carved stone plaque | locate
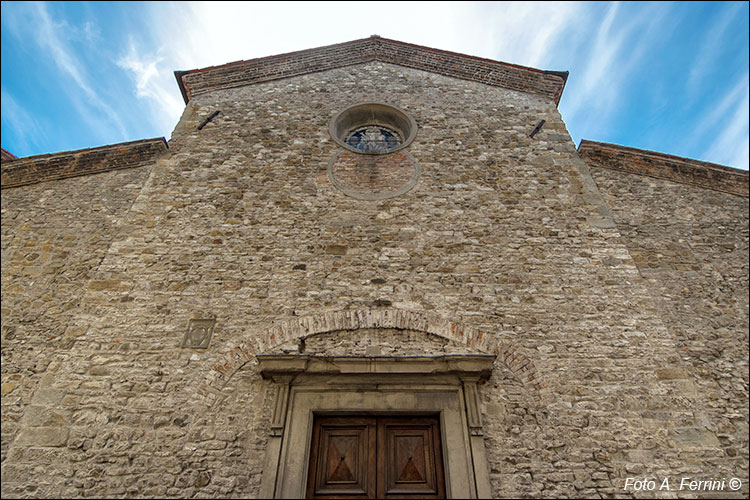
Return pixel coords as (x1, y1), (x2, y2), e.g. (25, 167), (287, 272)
(182, 318), (216, 349)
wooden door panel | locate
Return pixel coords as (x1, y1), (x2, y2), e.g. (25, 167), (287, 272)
(306, 417), (376, 498)
(377, 418), (445, 499)
(307, 415), (445, 499)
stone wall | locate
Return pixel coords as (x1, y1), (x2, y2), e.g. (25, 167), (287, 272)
(586, 148), (749, 495)
(1, 162), (155, 491)
(1, 60), (747, 498)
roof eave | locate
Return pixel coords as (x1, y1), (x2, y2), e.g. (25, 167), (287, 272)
(175, 36), (569, 106)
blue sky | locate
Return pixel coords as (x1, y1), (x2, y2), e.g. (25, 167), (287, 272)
(2, 1), (748, 170)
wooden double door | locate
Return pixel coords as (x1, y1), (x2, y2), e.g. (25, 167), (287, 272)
(306, 415), (446, 499)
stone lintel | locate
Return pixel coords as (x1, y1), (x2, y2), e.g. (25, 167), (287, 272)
(257, 354), (496, 380)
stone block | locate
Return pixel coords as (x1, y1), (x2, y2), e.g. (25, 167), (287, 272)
(14, 427), (69, 447)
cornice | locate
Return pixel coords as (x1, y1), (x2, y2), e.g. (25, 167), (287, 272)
(175, 35), (568, 105)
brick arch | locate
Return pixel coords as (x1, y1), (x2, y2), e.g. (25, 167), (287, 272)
(192, 308), (543, 406)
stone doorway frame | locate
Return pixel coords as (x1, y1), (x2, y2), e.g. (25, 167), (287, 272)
(257, 354), (495, 499)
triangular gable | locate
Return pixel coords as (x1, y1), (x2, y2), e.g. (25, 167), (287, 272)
(175, 35), (568, 105)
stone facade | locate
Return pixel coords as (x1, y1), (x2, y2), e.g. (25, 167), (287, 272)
(1, 37), (748, 498)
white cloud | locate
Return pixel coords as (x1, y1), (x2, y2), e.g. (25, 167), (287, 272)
(687, 75), (748, 141)
(451, 2), (582, 68)
(4, 1), (745, 170)
(561, 2), (671, 142)
(31, 2), (129, 140)
(687, 3), (743, 97)
(116, 39), (185, 135)
(114, 1), (500, 139)
(0, 88), (50, 156)
(121, 1), (748, 171)
(160, 1), (469, 69)
(701, 77), (750, 169)
(120, 1), (585, 141)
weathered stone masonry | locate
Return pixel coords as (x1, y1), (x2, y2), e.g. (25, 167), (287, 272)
(1, 37), (748, 499)
(580, 140), (749, 490)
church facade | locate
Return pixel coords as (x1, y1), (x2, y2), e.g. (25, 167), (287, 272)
(1, 36), (748, 498)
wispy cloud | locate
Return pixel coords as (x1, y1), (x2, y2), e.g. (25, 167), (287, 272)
(687, 3), (743, 98)
(31, 2), (128, 140)
(2, 2), (747, 170)
(114, 1), (523, 140)
(121, 1), (583, 140)
(117, 39), (184, 135)
(562, 2), (670, 141)
(114, 1), (747, 170)
(686, 75), (748, 141)
(701, 75), (750, 169)
(453, 1), (582, 69)
(0, 88), (50, 156)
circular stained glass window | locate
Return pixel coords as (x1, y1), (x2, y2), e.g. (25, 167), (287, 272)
(345, 125), (403, 153)
(330, 103), (417, 155)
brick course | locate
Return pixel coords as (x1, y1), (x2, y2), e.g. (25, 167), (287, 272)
(1, 148), (17, 162)
(192, 308), (542, 408)
(1, 138), (168, 189)
(578, 139), (748, 196)
(178, 36), (567, 105)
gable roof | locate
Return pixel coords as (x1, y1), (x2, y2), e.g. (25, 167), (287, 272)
(175, 35), (568, 106)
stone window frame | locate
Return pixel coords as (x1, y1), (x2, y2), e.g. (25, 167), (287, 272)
(257, 354), (495, 499)
(329, 102), (418, 155)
